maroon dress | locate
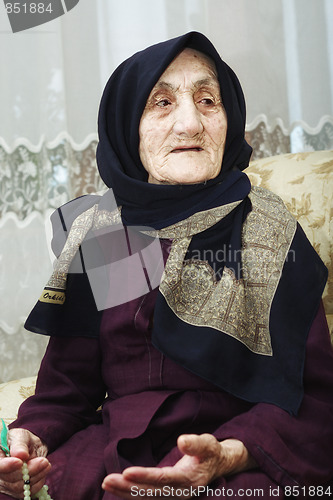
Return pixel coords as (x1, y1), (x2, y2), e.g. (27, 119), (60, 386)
(5, 289), (333, 500)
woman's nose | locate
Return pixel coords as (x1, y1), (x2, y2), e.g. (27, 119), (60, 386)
(172, 97), (204, 137)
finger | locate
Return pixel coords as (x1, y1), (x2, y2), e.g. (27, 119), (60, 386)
(177, 434), (218, 459)
(26, 457), (51, 479)
(102, 473), (137, 498)
(0, 457), (48, 487)
(24, 459), (51, 495)
(8, 431), (31, 462)
(30, 477), (50, 498)
(102, 483), (137, 500)
(122, 466), (187, 486)
(0, 480), (25, 499)
(0, 477), (46, 500)
(0, 463), (26, 499)
(0, 459), (50, 500)
(103, 471), (166, 492)
(103, 473), (194, 500)
(0, 457), (24, 479)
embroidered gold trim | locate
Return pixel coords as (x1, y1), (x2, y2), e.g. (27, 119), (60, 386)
(156, 200), (243, 239)
(159, 187), (297, 356)
(42, 205), (122, 296)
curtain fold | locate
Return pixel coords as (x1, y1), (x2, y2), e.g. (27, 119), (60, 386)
(0, 0), (332, 382)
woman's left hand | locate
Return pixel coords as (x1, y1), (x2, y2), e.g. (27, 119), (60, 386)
(102, 433), (257, 499)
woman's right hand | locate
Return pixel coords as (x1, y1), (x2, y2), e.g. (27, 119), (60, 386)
(0, 428), (50, 499)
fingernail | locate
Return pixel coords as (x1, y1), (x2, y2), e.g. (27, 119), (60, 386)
(181, 436), (189, 448)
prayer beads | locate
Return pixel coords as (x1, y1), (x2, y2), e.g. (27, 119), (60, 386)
(22, 462), (53, 500)
(1, 420), (53, 500)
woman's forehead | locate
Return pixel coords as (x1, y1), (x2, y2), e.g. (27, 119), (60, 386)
(151, 48), (219, 91)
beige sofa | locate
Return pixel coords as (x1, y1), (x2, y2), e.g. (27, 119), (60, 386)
(0, 150), (332, 426)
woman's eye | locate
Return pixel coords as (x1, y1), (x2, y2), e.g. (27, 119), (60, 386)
(199, 98), (214, 106)
(156, 99), (171, 108)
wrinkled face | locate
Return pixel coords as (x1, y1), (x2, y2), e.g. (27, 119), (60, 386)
(139, 48), (227, 185)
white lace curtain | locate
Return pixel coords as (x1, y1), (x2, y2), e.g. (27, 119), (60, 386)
(1, 0), (332, 383)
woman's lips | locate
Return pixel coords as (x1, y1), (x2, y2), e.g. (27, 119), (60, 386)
(171, 147), (203, 153)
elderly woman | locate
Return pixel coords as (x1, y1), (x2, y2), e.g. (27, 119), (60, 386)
(0, 32), (333, 500)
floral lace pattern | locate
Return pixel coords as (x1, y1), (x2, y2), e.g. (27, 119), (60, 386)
(0, 136), (104, 220)
(245, 119), (333, 159)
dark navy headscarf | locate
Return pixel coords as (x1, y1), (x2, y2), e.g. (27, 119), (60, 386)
(96, 31), (252, 229)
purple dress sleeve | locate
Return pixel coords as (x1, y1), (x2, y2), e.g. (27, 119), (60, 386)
(10, 336), (107, 452)
(214, 301), (333, 487)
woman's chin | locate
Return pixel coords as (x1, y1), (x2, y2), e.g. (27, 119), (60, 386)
(149, 164), (219, 185)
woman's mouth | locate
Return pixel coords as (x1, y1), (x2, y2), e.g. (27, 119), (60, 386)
(171, 147), (203, 153)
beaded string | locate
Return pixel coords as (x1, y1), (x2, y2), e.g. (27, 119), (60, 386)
(1, 420), (53, 500)
(22, 462), (52, 500)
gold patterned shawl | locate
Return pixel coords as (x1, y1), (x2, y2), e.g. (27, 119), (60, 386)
(39, 186), (296, 358)
(155, 186), (296, 356)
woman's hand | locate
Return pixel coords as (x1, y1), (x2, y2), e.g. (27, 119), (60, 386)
(0, 428), (50, 499)
(102, 433), (257, 499)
